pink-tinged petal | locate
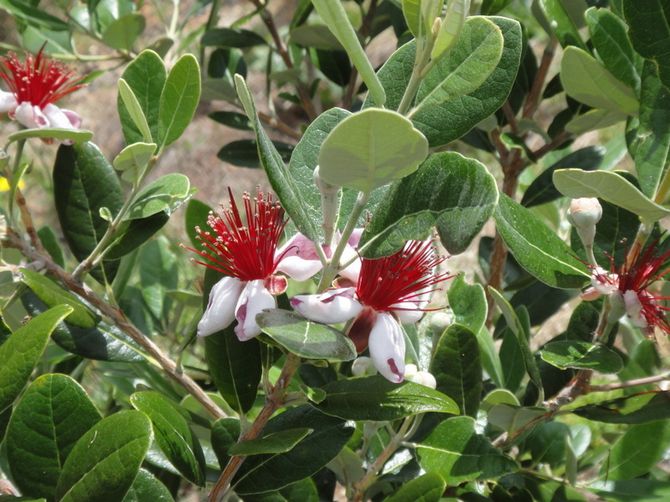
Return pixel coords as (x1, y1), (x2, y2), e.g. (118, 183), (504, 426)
(14, 102), (47, 128)
(339, 244), (361, 283)
(368, 312), (406, 383)
(348, 228), (364, 248)
(623, 289), (648, 328)
(0, 91), (17, 113)
(60, 108), (82, 129)
(290, 287), (362, 324)
(197, 276), (244, 337)
(275, 232), (323, 281)
(42, 103), (77, 129)
(391, 302), (424, 324)
(234, 279), (276, 341)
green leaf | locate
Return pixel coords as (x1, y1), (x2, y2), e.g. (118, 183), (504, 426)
(360, 151), (497, 257)
(6, 374), (101, 499)
(233, 406), (354, 495)
(624, 0), (670, 90)
(290, 24), (343, 50)
(318, 108), (428, 192)
(311, 0), (386, 105)
(53, 142), (124, 283)
(37, 226), (65, 267)
(430, 324), (482, 417)
(117, 50), (167, 144)
(0, 306), (73, 413)
(401, 0), (421, 36)
(122, 469), (173, 502)
(209, 111), (252, 130)
(201, 27), (267, 47)
(130, 391), (206, 486)
(185, 199), (213, 249)
(431, 0), (469, 61)
(113, 142), (156, 183)
(56, 410), (153, 501)
(118, 79), (153, 143)
(105, 212), (170, 260)
(487, 404), (545, 433)
(317, 375), (459, 421)
(21, 268), (97, 328)
(540, 341), (623, 373)
(605, 420), (670, 480)
(234, 75), (320, 240)
(257, 310), (357, 362)
(0, 0), (69, 31)
(158, 54), (201, 149)
(560, 47), (638, 115)
(138, 237), (177, 319)
(494, 194), (589, 288)
(572, 391), (670, 424)
(591, 480), (670, 502)
(414, 17), (503, 114)
(7, 128), (93, 144)
(126, 173), (191, 220)
(521, 146), (605, 207)
(384, 472), (446, 502)
(217, 139), (293, 168)
(481, 0), (513, 15)
(417, 416), (516, 484)
(553, 169), (670, 222)
(585, 7), (640, 91)
(628, 62), (670, 198)
(21, 291), (145, 363)
(566, 108), (628, 134)
(211, 418), (241, 468)
(537, 0), (587, 48)
(102, 13), (145, 50)
(228, 428), (313, 456)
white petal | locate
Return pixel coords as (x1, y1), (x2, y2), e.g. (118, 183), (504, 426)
(413, 371), (437, 389)
(348, 228), (364, 248)
(43, 103), (76, 129)
(368, 312), (406, 383)
(623, 289), (647, 328)
(351, 356), (373, 377)
(0, 91), (17, 113)
(275, 232), (323, 280)
(391, 302), (424, 324)
(234, 279), (276, 341)
(197, 277), (244, 337)
(290, 287), (362, 324)
(60, 108), (82, 129)
(339, 244), (361, 283)
(14, 102), (47, 129)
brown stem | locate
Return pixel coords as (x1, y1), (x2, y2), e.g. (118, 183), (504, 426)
(4, 230), (227, 420)
(590, 373), (670, 392)
(532, 130), (571, 160)
(258, 111), (302, 140)
(522, 39), (557, 119)
(248, 0), (317, 120)
(209, 353), (302, 501)
(15, 186), (44, 254)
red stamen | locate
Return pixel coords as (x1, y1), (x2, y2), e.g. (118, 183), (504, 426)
(355, 240), (451, 312)
(187, 188), (286, 281)
(0, 47), (84, 108)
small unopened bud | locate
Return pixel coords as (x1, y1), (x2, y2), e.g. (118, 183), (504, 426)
(429, 311), (453, 334)
(404, 363), (418, 379)
(568, 197), (602, 249)
(351, 356), (374, 377)
(406, 369), (437, 389)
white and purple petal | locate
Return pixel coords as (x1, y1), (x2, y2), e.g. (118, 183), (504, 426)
(197, 276), (244, 337)
(234, 279), (276, 341)
(290, 287), (362, 324)
(368, 312), (406, 383)
(275, 232), (323, 281)
(14, 102), (48, 129)
(0, 91), (17, 113)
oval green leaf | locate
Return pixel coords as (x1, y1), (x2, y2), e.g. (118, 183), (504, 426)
(384, 472), (446, 502)
(126, 173), (191, 220)
(121, 469), (174, 502)
(228, 428), (313, 456)
(158, 54), (201, 149)
(540, 341), (624, 373)
(7, 128), (93, 144)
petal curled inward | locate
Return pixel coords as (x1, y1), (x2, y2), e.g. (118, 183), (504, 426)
(43, 103), (79, 129)
(234, 279), (276, 341)
(275, 233), (323, 281)
(197, 276), (244, 337)
(14, 102), (48, 128)
(0, 90), (17, 113)
(368, 312), (406, 383)
(290, 287), (362, 324)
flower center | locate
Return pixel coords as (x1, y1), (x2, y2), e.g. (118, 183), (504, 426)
(0, 49), (84, 109)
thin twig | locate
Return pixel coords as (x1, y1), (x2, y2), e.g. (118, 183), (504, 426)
(590, 373), (670, 392)
(522, 39), (558, 119)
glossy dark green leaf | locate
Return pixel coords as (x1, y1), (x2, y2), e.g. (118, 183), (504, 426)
(624, 0), (670, 90)
(157, 54), (200, 149)
(521, 146), (604, 207)
(121, 469), (173, 502)
(591, 480), (670, 501)
(430, 324), (482, 417)
(105, 211), (170, 259)
(21, 268), (97, 328)
(201, 28), (267, 47)
(21, 291), (145, 363)
(0, 306), (72, 413)
(585, 7), (640, 91)
(37, 226), (65, 267)
(360, 152), (498, 257)
(184, 198), (213, 249)
(494, 194), (589, 288)
(56, 410), (152, 501)
(235, 76), (320, 240)
(211, 418), (241, 468)
(572, 391), (670, 424)
(228, 428), (313, 456)
(537, 0), (586, 48)
(317, 375), (459, 421)
(627, 62), (670, 198)
(217, 139), (294, 168)
(540, 341), (623, 373)
(481, 0), (513, 15)
(53, 142), (124, 283)
(524, 421), (569, 467)
(117, 50), (166, 144)
(130, 391), (206, 486)
(383, 472), (446, 502)
(417, 416), (516, 484)
(233, 406), (354, 495)
(605, 420), (670, 480)
(6, 374), (101, 499)
(257, 310), (357, 362)
(208, 111), (252, 130)
(0, 0), (69, 31)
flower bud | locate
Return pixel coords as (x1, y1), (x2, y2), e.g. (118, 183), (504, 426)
(568, 197), (602, 249)
(406, 369), (437, 389)
(429, 311), (453, 335)
(351, 356), (374, 377)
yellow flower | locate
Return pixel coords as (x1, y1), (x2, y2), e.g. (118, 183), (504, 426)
(0, 176), (26, 192)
